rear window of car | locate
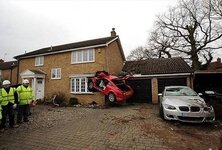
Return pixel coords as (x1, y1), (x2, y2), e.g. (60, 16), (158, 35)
(112, 79), (129, 91)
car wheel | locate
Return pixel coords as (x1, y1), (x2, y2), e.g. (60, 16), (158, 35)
(159, 104), (165, 120)
(108, 92), (116, 103)
(88, 80), (95, 92)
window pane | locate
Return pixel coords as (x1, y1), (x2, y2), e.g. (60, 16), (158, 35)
(71, 79), (75, 92)
(89, 49), (93, 61)
(52, 69), (56, 78)
(76, 78), (80, 92)
(81, 78), (86, 92)
(40, 57), (43, 64)
(83, 50), (88, 61)
(73, 51), (77, 63)
(77, 51), (82, 62)
(57, 69), (61, 78)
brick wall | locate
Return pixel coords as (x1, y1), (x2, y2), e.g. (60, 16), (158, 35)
(151, 78), (158, 104)
(106, 41), (124, 75)
(1, 67), (18, 85)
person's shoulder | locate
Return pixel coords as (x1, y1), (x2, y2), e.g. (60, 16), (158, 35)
(16, 85), (22, 90)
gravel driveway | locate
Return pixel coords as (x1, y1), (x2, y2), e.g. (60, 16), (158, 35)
(0, 104), (221, 150)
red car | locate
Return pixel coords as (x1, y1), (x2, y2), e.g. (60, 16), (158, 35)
(88, 71), (133, 104)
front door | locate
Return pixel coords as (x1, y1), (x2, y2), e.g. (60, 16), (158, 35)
(36, 78), (44, 100)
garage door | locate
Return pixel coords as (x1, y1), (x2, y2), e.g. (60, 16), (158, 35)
(158, 77), (187, 93)
(126, 79), (152, 103)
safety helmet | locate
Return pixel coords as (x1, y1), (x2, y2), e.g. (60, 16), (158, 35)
(23, 79), (29, 84)
(2, 80), (11, 86)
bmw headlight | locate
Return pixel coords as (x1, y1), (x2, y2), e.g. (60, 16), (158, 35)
(164, 104), (176, 110)
(204, 106), (213, 111)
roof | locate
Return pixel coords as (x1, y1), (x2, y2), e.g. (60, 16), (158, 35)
(0, 61), (18, 70)
(122, 57), (193, 75)
(14, 36), (119, 59)
(207, 58), (222, 71)
(30, 70), (46, 74)
(195, 58), (222, 74)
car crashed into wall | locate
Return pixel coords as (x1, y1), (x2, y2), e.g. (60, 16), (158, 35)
(88, 71), (133, 105)
(158, 86), (215, 123)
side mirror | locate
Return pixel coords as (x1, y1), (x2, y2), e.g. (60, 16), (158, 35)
(158, 93), (162, 96)
(198, 93), (203, 96)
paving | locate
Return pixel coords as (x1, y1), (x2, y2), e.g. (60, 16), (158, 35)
(0, 104), (221, 150)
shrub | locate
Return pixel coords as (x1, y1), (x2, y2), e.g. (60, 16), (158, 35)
(69, 97), (79, 105)
(52, 92), (67, 106)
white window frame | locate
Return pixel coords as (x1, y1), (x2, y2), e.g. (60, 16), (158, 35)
(71, 49), (95, 64)
(70, 77), (92, 94)
(51, 68), (61, 79)
(35, 56), (44, 66)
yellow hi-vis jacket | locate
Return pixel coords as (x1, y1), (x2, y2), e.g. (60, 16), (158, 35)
(0, 87), (15, 106)
(17, 85), (34, 105)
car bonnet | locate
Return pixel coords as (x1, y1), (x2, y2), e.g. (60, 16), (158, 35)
(164, 96), (206, 107)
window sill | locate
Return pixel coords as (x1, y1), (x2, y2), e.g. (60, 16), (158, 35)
(51, 78), (61, 80)
(71, 61), (95, 65)
(35, 64), (44, 67)
(71, 92), (94, 95)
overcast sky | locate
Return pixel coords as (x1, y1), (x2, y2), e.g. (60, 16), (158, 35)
(0, 0), (189, 61)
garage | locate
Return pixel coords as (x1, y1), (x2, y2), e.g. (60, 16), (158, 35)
(126, 79), (152, 103)
(122, 57), (193, 104)
(158, 77), (187, 93)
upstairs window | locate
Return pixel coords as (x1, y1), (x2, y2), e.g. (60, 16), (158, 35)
(51, 68), (61, 79)
(71, 49), (95, 64)
(35, 56), (44, 66)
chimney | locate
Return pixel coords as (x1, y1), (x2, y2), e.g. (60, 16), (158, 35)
(217, 57), (221, 66)
(111, 28), (116, 37)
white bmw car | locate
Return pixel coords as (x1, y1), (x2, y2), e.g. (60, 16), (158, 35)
(159, 86), (215, 123)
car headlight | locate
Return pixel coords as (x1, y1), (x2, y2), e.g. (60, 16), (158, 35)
(164, 104), (176, 110)
(204, 106), (213, 111)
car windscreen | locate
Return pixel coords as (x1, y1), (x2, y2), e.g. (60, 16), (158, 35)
(112, 79), (129, 91)
(165, 87), (198, 96)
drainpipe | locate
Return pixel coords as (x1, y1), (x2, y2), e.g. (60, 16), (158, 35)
(105, 47), (109, 72)
(16, 59), (20, 84)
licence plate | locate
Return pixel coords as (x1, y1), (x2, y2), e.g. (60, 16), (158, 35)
(181, 113), (188, 116)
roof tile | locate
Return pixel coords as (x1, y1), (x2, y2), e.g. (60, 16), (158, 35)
(14, 36), (117, 59)
(122, 57), (193, 75)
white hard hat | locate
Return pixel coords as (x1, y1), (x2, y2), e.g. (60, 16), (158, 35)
(2, 80), (11, 86)
(23, 79), (29, 84)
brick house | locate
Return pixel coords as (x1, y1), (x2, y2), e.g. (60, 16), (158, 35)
(122, 57), (194, 104)
(0, 60), (18, 86)
(14, 28), (125, 104)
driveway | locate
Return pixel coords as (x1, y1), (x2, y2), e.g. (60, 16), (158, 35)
(0, 104), (221, 150)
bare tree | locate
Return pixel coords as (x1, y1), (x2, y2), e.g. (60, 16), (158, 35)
(148, 26), (181, 58)
(127, 46), (155, 61)
(148, 0), (222, 70)
(208, 0), (222, 17)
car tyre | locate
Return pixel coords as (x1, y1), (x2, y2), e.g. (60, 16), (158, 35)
(159, 104), (165, 120)
(108, 92), (116, 103)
